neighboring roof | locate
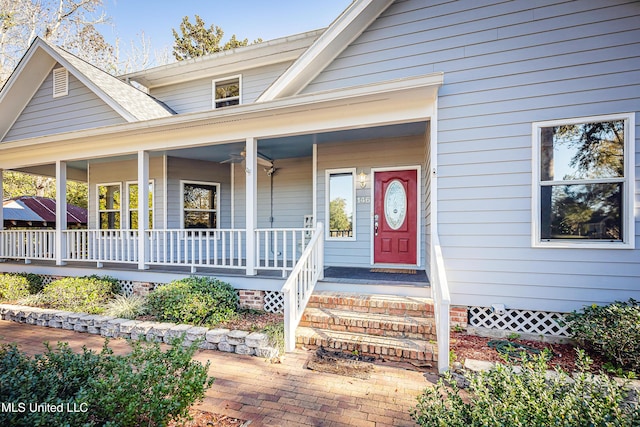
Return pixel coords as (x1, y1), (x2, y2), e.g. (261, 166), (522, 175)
(3, 196), (87, 225)
(122, 29), (324, 89)
(258, 0), (394, 101)
(0, 37), (174, 140)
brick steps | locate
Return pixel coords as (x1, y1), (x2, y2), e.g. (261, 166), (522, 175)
(296, 327), (436, 363)
(299, 307), (436, 341)
(296, 291), (438, 363)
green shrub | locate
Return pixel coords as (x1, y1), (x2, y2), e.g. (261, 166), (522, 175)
(412, 350), (640, 427)
(10, 272), (45, 294)
(104, 294), (148, 319)
(146, 276), (238, 326)
(567, 299), (640, 374)
(0, 338), (214, 427)
(0, 274), (30, 301)
(40, 276), (117, 314)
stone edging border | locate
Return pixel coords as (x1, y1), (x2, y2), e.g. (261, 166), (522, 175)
(0, 304), (279, 359)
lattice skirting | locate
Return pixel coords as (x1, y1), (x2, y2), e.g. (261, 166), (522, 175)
(468, 306), (569, 337)
(264, 291), (284, 314)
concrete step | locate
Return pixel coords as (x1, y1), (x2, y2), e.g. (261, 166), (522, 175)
(299, 307), (436, 341)
(296, 326), (437, 363)
(307, 291), (435, 318)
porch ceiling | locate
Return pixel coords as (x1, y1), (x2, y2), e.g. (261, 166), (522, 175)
(164, 121), (427, 162)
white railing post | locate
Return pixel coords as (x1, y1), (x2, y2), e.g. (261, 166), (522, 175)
(432, 234), (451, 374)
(283, 285), (295, 352)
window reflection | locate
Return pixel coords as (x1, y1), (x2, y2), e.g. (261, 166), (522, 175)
(98, 184), (120, 229)
(183, 183), (218, 229)
(128, 182), (153, 229)
(328, 172), (354, 238)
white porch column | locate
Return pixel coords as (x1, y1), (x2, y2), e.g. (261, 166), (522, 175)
(55, 161), (67, 265)
(245, 137), (257, 276)
(138, 150), (149, 270)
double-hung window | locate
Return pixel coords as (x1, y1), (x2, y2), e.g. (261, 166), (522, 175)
(212, 76), (241, 109)
(182, 181), (219, 229)
(97, 183), (121, 229)
(532, 113), (635, 248)
(127, 181), (154, 229)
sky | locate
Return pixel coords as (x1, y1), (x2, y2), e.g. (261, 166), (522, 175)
(102, 0), (353, 57)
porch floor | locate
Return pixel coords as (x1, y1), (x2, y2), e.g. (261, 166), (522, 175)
(323, 266), (429, 286)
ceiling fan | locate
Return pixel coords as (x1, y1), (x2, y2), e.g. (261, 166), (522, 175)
(220, 148), (276, 175)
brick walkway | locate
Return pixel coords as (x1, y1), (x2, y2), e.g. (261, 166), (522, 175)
(0, 320), (428, 426)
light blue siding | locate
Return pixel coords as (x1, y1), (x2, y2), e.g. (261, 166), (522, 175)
(306, 0), (640, 311)
(4, 66), (125, 141)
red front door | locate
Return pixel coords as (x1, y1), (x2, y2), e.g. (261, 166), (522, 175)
(374, 169), (417, 265)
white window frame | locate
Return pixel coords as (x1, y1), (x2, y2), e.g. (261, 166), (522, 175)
(325, 168), (357, 241)
(52, 67), (68, 98)
(212, 74), (242, 109)
(125, 180), (155, 230)
(531, 113), (635, 249)
(180, 180), (220, 229)
(96, 182), (122, 230)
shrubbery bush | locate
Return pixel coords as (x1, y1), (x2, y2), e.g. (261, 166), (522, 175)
(11, 272), (45, 294)
(147, 276), (239, 326)
(567, 298), (640, 374)
(412, 350), (640, 427)
(40, 276), (117, 314)
(104, 294), (148, 319)
(0, 338), (214, 427)
(0, 274), (30, 301)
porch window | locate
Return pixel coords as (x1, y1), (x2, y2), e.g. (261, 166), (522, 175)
(182, 181), (219, 229)
(213, 76), (241, 109)
(127, 181), (154, 229)
(98, 183), (121, 229)
(326, 169), (355, 240)
(532, 113), (635, 248)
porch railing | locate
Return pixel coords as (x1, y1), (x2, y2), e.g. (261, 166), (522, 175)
(146, 229), (245, 271)
(0, 230), (56, 261)
(432, 232), (451, 374)
(255, 228), (311, 277)
(282, 222), (324, 352)
(65, 230), (139, 264)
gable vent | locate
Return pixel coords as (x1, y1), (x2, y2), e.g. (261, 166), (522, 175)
(52, 67), (68, 98)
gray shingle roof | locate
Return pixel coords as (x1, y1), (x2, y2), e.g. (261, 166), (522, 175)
(44, 39), (175, 121)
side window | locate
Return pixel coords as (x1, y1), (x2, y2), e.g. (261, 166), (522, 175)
(213, 76), (241, 109)
(182, 181), (219, 229)
(97, 183), (121, 229)
(326, 169), (356, 240)
(533, 114), (634, 247)
(127, 181), (154, 229)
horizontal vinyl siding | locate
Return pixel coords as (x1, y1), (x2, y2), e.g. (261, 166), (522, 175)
(4, 67), (125, 141)
(149, 61), (293, 114)
(306, 0), (640, 311)
(234, 157), (313, 229)
(88, 158), (164, 230)
(317, 136), (426, 268)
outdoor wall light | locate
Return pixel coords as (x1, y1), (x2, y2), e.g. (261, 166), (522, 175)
(359, 170), (367, 188)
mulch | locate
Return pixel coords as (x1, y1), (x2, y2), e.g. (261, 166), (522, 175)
(451, 331), (606, 372)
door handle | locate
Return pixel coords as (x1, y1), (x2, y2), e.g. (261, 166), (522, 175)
(374, 221), (379, 236)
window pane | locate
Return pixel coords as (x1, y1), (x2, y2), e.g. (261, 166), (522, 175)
(541, 183), (622, 240)
(98, 185), (120, 210)
(215, 79), (239, 100)
(328, 173), (354, 238)
(100, 212), (120, 230)
(183, 184), (216, 210)
(540, 120), (624, 181)
(185, 212), (216, 229)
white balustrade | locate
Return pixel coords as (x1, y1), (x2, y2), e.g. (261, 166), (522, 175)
(0, 230), (56, 261)
(255, 228), (311, 277)
(64, 230), (139, 264)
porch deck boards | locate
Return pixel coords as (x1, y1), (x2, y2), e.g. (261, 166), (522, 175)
(323, 266), (429, 286)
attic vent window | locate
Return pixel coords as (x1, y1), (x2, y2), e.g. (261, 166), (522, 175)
(52, 67), (68, 98)
(213, 75), (241, 109)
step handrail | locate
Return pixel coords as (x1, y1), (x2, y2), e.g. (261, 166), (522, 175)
(432, 232), (451, 373)
(281, 222), (324, 352)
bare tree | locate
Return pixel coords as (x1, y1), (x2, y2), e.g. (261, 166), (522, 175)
(0, 0), (114, 85)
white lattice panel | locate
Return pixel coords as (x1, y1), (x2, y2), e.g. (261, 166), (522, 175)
(40, 275), (57, 287)
(469, 306), (569, 337)
(264, 291), (284, 314)
(119, 281), (135, 296)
